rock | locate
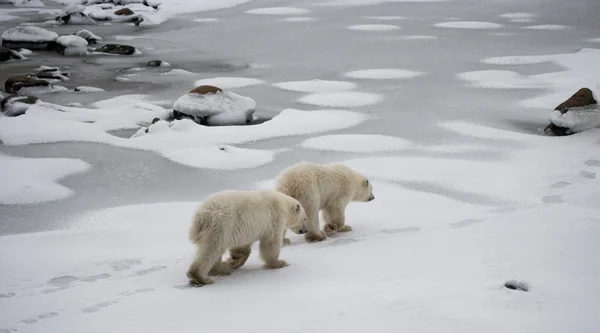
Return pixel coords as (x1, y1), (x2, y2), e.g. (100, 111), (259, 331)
(1, 26), (58, 50)
(1, 95), (39, 117)
(55, 35), (88, 56)
(35, 66), (70, 82)
(0, 47), (25, 61)
(12, 0), (44, 7)
(95, 44), (138, 55)
(74, 29), (102, 45)
(74, 86), (105, 93)
(5, 76), (49, 94)
(56, 4), (97, 25)
(114, 7), (134, 15)
(545, 87), (600, 136)
(172, 85), (256, 126)
(147, 60), (170, 67)
(143, 0), (161, 9)
(504, 280), (530, 292)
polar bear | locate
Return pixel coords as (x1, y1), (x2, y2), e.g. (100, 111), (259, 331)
(275, 162), (375, 243)
(186, 189), (307, 286)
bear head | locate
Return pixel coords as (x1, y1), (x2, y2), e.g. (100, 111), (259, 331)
(353, 177), (375, 202)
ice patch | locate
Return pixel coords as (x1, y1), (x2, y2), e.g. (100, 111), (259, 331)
(347, 24), (401, 31)
(433, 21), (504, 29)
(318, 0), (449, 5)
(301, 134), (412, 152)
(161, 69), (195, 76)
(280, 17), (315, 22)
(113, 35), (142, 41)
(297, 92), (384, 107)
(273, 79), (357, 93)
(193, 77), (265, 89)
(440, 121), (541, 141)
(499, 12), (536, 23)
(245, 7), (309, 15)
(343, 68), (424, 80)
(193, 18), (219, 23)
(457, 70), (551, 89)
(524, 25), (569, 30)
(0, 154), (90, 205)
(365, 16), (405, 20)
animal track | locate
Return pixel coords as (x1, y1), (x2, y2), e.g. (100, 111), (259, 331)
(110, 259), (143, 271)
(0, 328), (18, 333)
(21, 312), (58, 324)
(542, 195), (564, 204)
(118, 288), (154, 296)
(328, 238), (359, 247)
(450, 218), (484, 228)
(81, 301), (118, 313)
(584, 159), (600, 167)
(550, 181), (571, 189)
(580, 171), (596, 179)
(48, 276), (78, 286)
(381, 227), (421, 234)
(135, 265), (166, 276)
(0, 293), (16, 298)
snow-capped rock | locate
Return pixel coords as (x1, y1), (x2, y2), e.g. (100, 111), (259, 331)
(1, 26), (58, 50)
(545, 88), (600, 136)
(172, 85), (257, 126)
(1, 95), (40, 117)
(55, 35), (89, 56)
(0, 47), (25, 61)
(74, 29), (102, 44)
(56, 4), (97, 25)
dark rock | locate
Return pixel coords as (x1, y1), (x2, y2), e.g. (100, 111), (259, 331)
(189, 85), (222, 95)
(1, 95), (39, 117)
(147, 60), (163, 67)
(151, 117), (160, 124)
(544, 123), (570, 136)
(95, 44), (137, 56)
(554, 88), (597, 113)
(5, 76), (50, 94)
(504, 280), (530, 292)
(1, 26), (58, 50)
(0, 47), (24, 62)
(35, 67), (70, 81)
(74, 29), (102, 45)
(114, 7), (134, 15)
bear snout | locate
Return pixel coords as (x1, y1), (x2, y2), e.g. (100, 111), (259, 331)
(368, 194), (375, 202)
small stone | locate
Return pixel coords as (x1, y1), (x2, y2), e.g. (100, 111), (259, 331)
(5, 75), (49, 94)
(189, 85), (222, 95)
(151, 117), (160, 124)
(95, 44), (138, 56)
(35, 66), (70, 81)
(147, 60), (164, 67)
(114, 8), (134, 16)
(504, 280), (530, 292)
(0, 47), (24, 61)
(1, 95), (39, 116)
(554, 88), (597, 113)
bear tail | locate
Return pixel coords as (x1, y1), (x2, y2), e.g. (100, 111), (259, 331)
(188, 213), (207, 244)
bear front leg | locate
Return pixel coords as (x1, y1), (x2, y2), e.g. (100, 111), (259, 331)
(282, 229), (291, 246)
(226, 245), (252, 270)
(259, 234), (288, 269)
(304, 204), (327, 243)
(209, 260), (233, 276)
(323, 204), (351, 237)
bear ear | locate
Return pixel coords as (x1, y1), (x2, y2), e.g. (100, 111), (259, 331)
(363, 179), (369, 187)
(295, 203), (301, 213)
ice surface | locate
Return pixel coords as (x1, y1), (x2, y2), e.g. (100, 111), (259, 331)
(297, 92), (384, 107)
(343, 68), (424, 79)
(499, 12), (536, 23)
(301, 134), (412, 152)
(320, 0), (448, 5)
(245, 7), (310, 15)
(457, 70), (551, 89)
(347, 24), (401, 31)
(0, 154), (90, 205)
(273, 79), (357, 93)
(193, 18), (218, 23)
(193, 77), (264, 89)
(161, 69), (195, 75)
(1, 25), (58, 41)
(18, 85), (70, 96)
(433, 21), (504, 29)
(589, 38), (600, 43)
(172, 90), (256, 126)
(74, 86), (104, 93)
(280, 17), (315, 22)
(525, 25), (570, 30)
(12, 0), (44, 7)
(365, 16), (405, 20)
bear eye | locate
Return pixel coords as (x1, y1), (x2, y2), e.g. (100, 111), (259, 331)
(364, 179), (369, 186)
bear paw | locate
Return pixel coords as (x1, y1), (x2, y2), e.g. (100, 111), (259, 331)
(339, 225), (353, 232)
(187, 272), (215, 286)
(209, 261), (233, 276)
(324, 223), (338, 236)
(305, 230), (327, 243)
(265, 259), (289, 269)
(283, 237), (291, 246)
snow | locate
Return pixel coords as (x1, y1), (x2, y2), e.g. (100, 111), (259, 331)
(320, 0), (449, 5)
(273, 79), (357, 93)
(161, 69), (195, 76)
(347, 24), (401, 31)
(499, 12), (536, 23)
(0, 154), (90, 205)
(343, 68), (424, 79)
(433, 21), (504, 29)
(74, 86), (104, 93)
(193, 77), (265, 89)
(18, 85), (69, 96)
(365, 16), (405, 20)
(524, 24), (570, 30)
(549, 108), (600, 133)
(161, 144), (281, 170)
(193, 18), (218, 23)
(245, 7), (310, 15)
(457, 70), (551, 89)
(297, 92), (384, 107)
(1, 25), (58, 41)
(57, 35), (88, 49)
(280, 17), (315, 22)
(301, 134), (412, 152)
(172, 90), (256, 126)
(12, 0), (44, 7)
(1, 96), (40, 117)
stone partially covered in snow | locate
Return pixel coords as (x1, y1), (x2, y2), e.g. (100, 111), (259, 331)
(544, 88), (600, 136)
(55, 35), (89, 56)
(74, 86), (105, 93)
(34, 66), (70, 82)
(147, 60), (169, 67)
(114, 7), (135, 15)
(74, 29), (102, 44)
(0, 47), (25, 61)
(87, 7), (143, 23)
(94, 43), (139, 55)
(56, 4), (97, 25)
(1, 95), (39, 117)
(12, 0), (44, 7)
(1, 26), (58, 50)
(5, 75), (49, 94)
(172, 85), (257, 126)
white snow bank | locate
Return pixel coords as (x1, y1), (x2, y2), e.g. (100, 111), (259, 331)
(301, 134), (412, 152)
(433, 21), (504, 29)
(343, 68), (424, 79)
(499, 12), (536, 23)
(161, 69), (195, 76)
(12, 0), (44, 7)
(56, 35), (88, 55)
(245, 7), (309, 15)
(524, 25), (569, 30)
(457, 70), (551, 89)
(297, 92), (384, 107)
(280, 17), (315, 22)
(347, 24), (400, 31)
(161, 144), (281, 170)
(194, 77), (264, 89)
(172, 90), (256, 126)
(1, 25), (58, 41)
(273, 79), (357, 93)
(0, 154), (90, 205)
(480, 48), (600, 109)
(549, 108), (600, 133)
(193, 18), (218, 23)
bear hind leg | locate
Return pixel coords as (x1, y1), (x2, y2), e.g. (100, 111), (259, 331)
(323, 204), (351, 237)
(303, 201), (327, 243)
(226, 244), (252, 270)
(187, 243), (226, 285)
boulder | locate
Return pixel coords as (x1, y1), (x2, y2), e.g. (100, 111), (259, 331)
(114, 7), (134, 15)
(1, 95), (39, 117)
(0, 47), (25, 61)
(35, 66), (70, 82)
(56, 4), (97, 25)
(95, 43), (138, 55)
(74, 29), (102, 44)
(1, 26), (58, 50)
(5, 75), (49, 94)
(55, 35), (88, 56)
(172, 85), (256, 126)
(544, 87), (600, 136)
(147, 60), (169, 67)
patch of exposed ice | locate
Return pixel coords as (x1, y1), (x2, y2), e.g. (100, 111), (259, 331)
(297, 92), (384, 107)
(18, 85), (69, 96)
(246, 7), (309, 15)
(301, 134), (412, 152)
(0, 154), (90, 205)
(343, 68), (424, 79)
(194, 77), (265, 89)
(524, 24), (570, 30)
(589, 38), (600, 43)
(12, 0), (45, 7)
(457, 70), (551, 89)
(433, 21), (504, 29)
(273, 79), (357, 93)
(347, 24), (401, 31)
(318, 0), (449, 5)
(113, 35), (143, 41)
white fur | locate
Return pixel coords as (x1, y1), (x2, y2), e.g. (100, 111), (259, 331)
(275, 162), (375, 243)
(187, 189), (307, 285)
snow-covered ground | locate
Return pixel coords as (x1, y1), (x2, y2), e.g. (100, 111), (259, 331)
(1, 0), (600, 331)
